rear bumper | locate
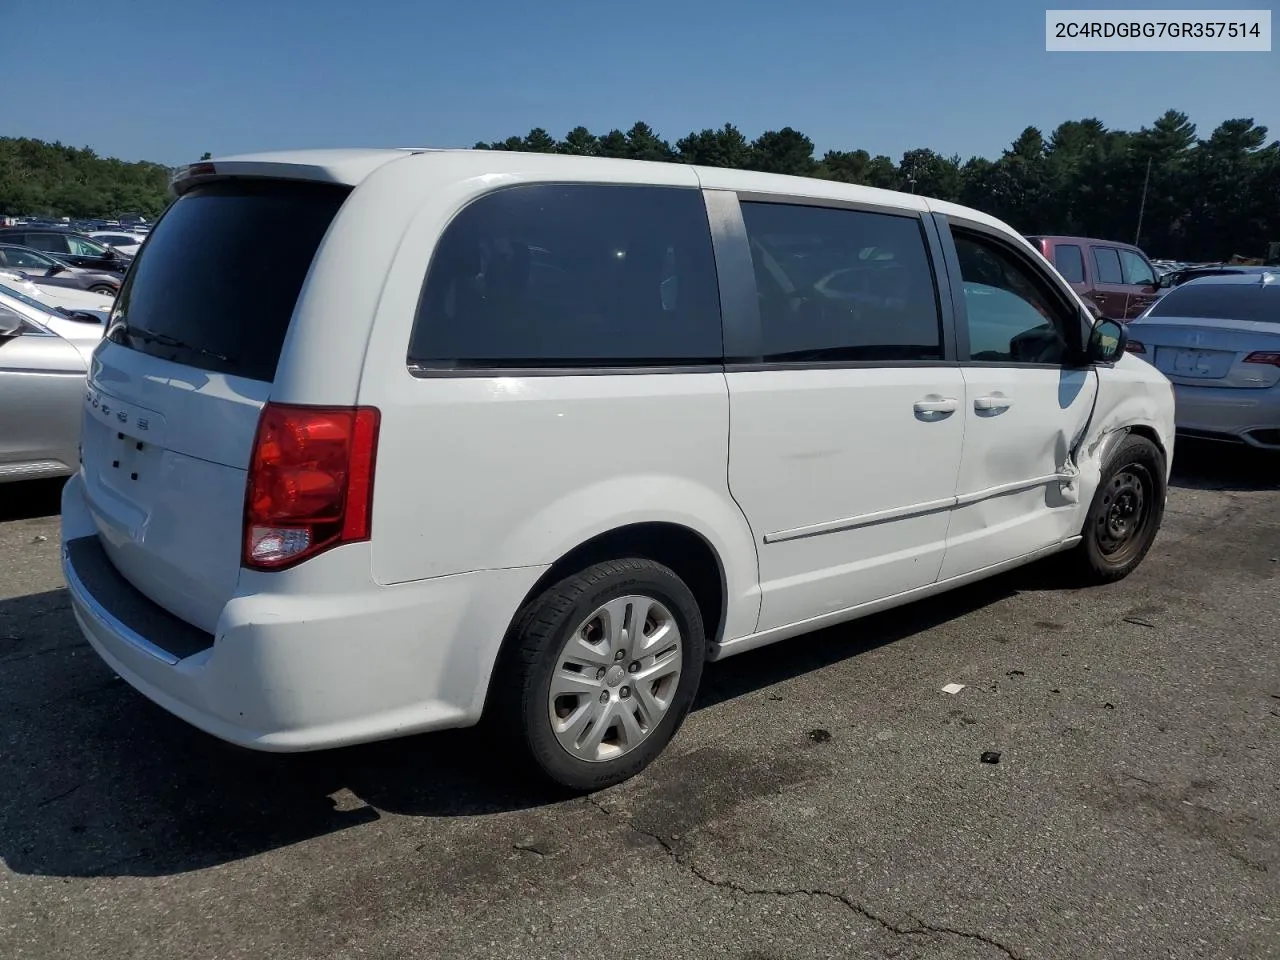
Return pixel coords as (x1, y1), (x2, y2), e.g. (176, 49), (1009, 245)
(1173, 383), (1280, 449)
(61, 474), (546, 751)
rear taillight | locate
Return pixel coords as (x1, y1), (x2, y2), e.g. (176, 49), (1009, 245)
(243, 403), (380, 571)
(1243, 351), (1280, 367)
(1125, 340), (1146, 354)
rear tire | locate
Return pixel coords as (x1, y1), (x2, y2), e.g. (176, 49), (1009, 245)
(88, 285), (116, 296)
(1067, 433), (1166, 584)
(490, 558), (705, 791)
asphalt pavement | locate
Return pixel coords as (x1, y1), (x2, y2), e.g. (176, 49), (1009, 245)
(1, 442), (1277, 960)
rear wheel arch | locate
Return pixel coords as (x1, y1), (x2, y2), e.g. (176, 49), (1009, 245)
(482, 521), (726, 715)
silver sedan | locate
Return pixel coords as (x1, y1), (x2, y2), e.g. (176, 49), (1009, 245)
(0, 282), (106, 483)
(1126, 271), (1280, 450)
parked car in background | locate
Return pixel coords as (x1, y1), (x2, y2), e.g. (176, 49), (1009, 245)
(1159, 263), (1275, 290)
(1026, 235), (1160, 321)
(0, 227), (132, 274)
(60, 149), (1173, 790)
(88, 230), (148, 257)
(0, 269), (115, 314)
(0, 244), (122, 295)
(1127, 272), (1280, 450)
(0, 282), (106, 483)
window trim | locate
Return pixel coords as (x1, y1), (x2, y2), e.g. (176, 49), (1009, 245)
(405, 181), (727, 378)
(937, 214), (1092, 369)
(721, 192), (954, 370)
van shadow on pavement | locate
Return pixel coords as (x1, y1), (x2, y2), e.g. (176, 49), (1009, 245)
(0, 441), (1269, 880)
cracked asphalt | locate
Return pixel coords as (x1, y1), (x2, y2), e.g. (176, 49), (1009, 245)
(1, 441), (1278, 960)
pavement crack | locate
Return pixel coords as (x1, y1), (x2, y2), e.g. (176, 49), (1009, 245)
(583, 795), (1024, 960)
(36, 783), (82, 807)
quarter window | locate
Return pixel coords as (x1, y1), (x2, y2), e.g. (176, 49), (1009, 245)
(410, 184), (722, 368)
(739, 201), (942, 362)
(1092, 246), (1123, 284)
(954, 231), (1072, 365)
(1052, 243), (1085, 284)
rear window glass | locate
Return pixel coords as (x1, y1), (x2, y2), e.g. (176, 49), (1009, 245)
(106, 180), (350, 381)
(1147, 281), (1279, 324)
(1053, 244), (1085, 283)
(409, 184), (722, 368)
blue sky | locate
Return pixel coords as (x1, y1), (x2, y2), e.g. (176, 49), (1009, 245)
(5, 0), (1276, 165)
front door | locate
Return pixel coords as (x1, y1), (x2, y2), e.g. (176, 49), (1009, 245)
(1118, 247), (1160, 319)
(725, 197), (965, 633)
(940, 224), (1099, 580)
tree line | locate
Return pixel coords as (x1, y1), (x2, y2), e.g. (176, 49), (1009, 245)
(0, 138), (173, 220)
(4, 110), (1277, 261)
(474, 111), (1279, 262)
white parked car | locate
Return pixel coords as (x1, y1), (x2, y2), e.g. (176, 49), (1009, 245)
(0, 270), (115, 314)
(0, 282), (106, 482)
(61, 150), (1176, 789)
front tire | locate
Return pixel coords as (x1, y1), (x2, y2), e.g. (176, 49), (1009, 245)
(492, 558), (705, 791)
(88, 284), (116, 296)
(1068, 433), (1166, 584)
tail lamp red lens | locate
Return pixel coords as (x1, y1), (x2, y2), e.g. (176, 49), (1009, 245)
(1125, 340), (1146, 354)
(1243, 351), (1280, 367)
(243, 403), (380, 570)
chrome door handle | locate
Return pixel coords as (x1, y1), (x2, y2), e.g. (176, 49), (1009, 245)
(913, 397), (959, 419)
(973, 396), (1012, 414)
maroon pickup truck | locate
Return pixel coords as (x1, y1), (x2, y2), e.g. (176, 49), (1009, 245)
(1026, 235), (1160, 321)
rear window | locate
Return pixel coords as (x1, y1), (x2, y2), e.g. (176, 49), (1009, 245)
(1147, 281), (1279, 324)
(106, 179), (350, 381)
(409, 184), (722, 369)
(1053, 244), (1085, 283)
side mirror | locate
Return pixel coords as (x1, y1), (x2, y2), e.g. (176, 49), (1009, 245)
(1086, 318), (1127, 364)
(1158, 273), (1173, 288)
(0, 306), (24, 338)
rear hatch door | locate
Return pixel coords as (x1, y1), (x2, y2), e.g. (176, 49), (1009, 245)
(81, 179), (350, 633)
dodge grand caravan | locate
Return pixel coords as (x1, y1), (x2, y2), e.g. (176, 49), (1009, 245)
(62, 149), (1175, 789)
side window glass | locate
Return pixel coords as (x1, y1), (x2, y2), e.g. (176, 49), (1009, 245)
(25, 234), (68, 254)
(410, 185), (722, 367)
(1092, 246), (1123, 284)
(954, 232), (1071, 365)
(66, 236), (107, 257)
(2, 247), (48, 268)
(739, 201), (942, 362)
(1053, 244), (1085, 284)
(1119, 249), (1156, 286)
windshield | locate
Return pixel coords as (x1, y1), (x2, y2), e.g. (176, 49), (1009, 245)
(107, 178), (351, 381)
(1147, 281), (1280, 324)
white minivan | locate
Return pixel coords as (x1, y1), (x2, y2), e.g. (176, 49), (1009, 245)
(61, 149), (1175, 789)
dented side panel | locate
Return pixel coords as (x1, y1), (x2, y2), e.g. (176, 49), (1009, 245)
(1073, 352), (1178, 501)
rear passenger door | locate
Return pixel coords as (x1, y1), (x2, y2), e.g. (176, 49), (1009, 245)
(1089, 245), (1128, 319)
(718, 194), (965, 633)
(937, 219), (1098, 580)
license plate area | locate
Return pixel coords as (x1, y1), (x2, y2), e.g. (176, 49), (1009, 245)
(100, 428), (162, 496)
(1156, 347), (1233, 380)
